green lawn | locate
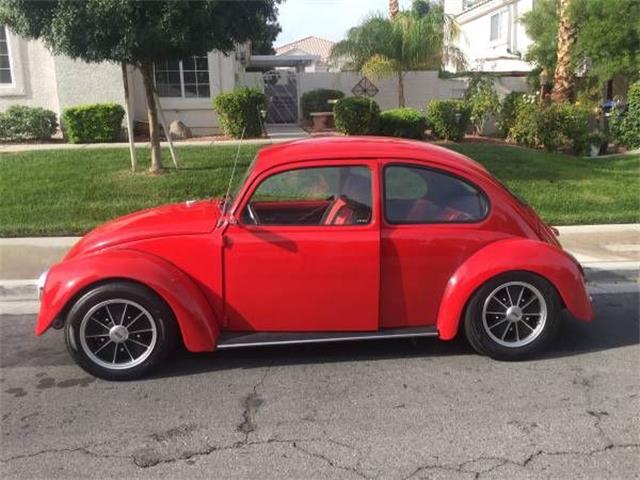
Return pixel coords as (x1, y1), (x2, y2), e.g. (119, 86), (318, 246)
(1, 143), (638, 236)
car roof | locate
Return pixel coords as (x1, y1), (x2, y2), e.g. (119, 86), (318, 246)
(255, 136), (490, 178)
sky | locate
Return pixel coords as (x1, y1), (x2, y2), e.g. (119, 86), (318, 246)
(274, 0), (414, 47)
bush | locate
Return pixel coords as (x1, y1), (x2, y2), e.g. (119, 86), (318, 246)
(62, 103), (125, 143)
(301, 89), (345, 120)
(464, 76), (499, 134)
(611, 81), (640, 149)
(379, 108), (428, 139)
(0, 105), (57, 141)
(425, 100), (470, 141)
(510, 101), (591, 154)
(497, 92), (526, 138)
(334, 96), (380, 135)
(212, 87), (266, 138)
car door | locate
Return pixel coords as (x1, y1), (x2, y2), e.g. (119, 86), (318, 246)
(223, 160), (380, 332)
(380, 161), (504, 329)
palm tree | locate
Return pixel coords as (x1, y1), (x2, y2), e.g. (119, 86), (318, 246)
(389, 0), (399, 19)
(550, 0), (576, 102)
(331, 8), (465, 107)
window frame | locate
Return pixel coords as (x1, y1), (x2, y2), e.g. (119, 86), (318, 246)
(0, 25), (15, 87)
(382, 162), (490, 226)
(489, 10), (505, 43)
(153, 55), (211, 99)
(237, 163), (376, 228)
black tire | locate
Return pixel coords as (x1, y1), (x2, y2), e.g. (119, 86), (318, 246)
(64, 281), (177, 380)
(464, 271), (561, 361)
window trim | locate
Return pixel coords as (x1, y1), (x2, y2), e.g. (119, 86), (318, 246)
(238, 163), (375, 228)
(153, 55), (211, 99)
(489, 10), (505, 43)
(0, 25), (15, 88)
(382, 163), (491, 226)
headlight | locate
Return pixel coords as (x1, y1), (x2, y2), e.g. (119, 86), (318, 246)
(37, 270), (48, 300)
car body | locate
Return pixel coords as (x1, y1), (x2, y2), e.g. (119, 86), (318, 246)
(36, 137), (593, 379)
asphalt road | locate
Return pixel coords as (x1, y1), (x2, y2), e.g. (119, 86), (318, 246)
(1, 293), (638, 480)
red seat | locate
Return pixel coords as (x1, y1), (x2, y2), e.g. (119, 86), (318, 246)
(322, 197), (356, 225)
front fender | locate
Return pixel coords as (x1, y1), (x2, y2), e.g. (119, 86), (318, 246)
(36, 248), (219, 352)
(437, 238), (593, 340)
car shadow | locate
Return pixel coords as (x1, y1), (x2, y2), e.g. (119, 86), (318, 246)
(150, 293), (639, 380)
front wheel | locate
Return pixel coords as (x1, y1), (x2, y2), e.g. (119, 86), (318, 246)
(65, 281), (177, 380)
(464, 272), (561, 360)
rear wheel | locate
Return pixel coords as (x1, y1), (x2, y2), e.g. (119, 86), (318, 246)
(65, 281), (177, 380)
(464, 272), (561, 360)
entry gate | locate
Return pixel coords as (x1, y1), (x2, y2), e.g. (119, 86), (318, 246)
(262, 70), (298, 124)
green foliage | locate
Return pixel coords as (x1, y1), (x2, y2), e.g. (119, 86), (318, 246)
(497, 92), (526, 138)
(0, 1), (280, 64)
(611, 81), (640, 149)
(425, 100), (470, 141)
(521, 0), (640, 86)
(464, 76), (500, 134)
(62, 103), (124, 143)
(379, 108), (427, 139)
(0, 105), (57, 141)
(334, 97), (381, 135)
(212, 88), (266, 138)
(510, 101), (591, 154)
(300, 89), (345, 120)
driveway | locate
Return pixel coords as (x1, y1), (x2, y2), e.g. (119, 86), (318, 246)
(1, 293), (638, 479)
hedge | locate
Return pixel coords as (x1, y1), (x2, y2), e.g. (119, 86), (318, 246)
(379, 108), (428, 139)
(301, 89), (345, 120)
(213, 87), (266, 138)
(611, 81), (640, 149)
(0, 105), (58, 141)
(334, 96), (380, 135)
(497, 92), (526, 138)
(62, 103), (125, 143)
(425, 100), (470, 141)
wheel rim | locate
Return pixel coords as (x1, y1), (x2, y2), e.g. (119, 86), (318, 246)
(79, 299), (158, 370)
(481, 281), (547, 348)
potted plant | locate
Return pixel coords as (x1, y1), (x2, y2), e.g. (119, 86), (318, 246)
(587, 131), (609, 157)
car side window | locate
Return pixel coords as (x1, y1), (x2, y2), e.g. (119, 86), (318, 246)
(384, 165), (488, 223)
(242, 166), (372, 226)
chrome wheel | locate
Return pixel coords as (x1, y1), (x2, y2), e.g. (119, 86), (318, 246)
(481, 281), (547, 348)
(79, 299), (158, 370)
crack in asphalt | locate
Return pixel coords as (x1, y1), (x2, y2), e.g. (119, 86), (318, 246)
(236, 366), (270, 443)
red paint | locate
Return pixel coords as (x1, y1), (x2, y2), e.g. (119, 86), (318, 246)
(36, 137), (593, 351)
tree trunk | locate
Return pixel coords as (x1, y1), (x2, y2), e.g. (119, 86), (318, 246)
(121, 62), (137, 172)
(140, 62), (163, 173)
(397, 71), (405, 107)
(550, 0), (576, 103)
(389, 0), (399, 19)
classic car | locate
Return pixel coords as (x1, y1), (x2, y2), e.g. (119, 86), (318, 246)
(36, 137), (593, 380)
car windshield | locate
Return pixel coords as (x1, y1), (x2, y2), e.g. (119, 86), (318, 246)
(221, 155), (258, 214)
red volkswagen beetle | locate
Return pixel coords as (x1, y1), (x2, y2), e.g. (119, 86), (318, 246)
(36, 137), (593, 380)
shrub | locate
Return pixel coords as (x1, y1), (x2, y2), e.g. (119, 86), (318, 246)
(0, 105), (57, 141)
(425, 100), (470, 141)
(379, 108), (428, 139)
(611, 81), (640, 149)
(464, 76), (499, 134)
(510, 101), (591, 154)
(497, 92), (526, 138)
(301, 89), (345, 120)
(334, 96), (381, 135)
(213, 87), (265, 138)
(62, 103), (125, 143)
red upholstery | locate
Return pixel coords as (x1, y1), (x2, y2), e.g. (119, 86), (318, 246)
(322, 197), (356, 225)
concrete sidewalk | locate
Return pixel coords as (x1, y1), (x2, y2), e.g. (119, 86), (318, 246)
(0, 224), (638, 314)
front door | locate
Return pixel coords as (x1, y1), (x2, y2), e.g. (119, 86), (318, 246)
(223, 161), (380, 332)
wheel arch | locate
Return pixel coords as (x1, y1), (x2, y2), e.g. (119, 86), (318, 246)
(36, 248), (220, 352)
(436, 238), (593, 340)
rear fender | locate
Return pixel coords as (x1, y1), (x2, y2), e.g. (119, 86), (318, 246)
(36, 249), (219, 352)
(437, 238), (593, 340)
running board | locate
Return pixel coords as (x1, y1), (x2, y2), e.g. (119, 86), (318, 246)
(217, 326), (439, 349)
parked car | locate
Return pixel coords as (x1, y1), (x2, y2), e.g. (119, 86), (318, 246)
(36, 137), (593, 380)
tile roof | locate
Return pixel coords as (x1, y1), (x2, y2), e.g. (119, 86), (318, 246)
(275, 36), (336, 62)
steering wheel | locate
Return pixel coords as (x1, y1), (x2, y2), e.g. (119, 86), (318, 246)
(246, 203), (261, 225)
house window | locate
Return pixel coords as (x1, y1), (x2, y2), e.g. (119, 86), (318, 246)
(154, 55), (210, 98)
(0, 26), (13, 85)
(490, 11), (505, 42)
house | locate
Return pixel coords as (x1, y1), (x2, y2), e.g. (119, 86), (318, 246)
(275, 36), (337, 72)
(444, 0), (535, 73)
(0, 25), (247, 136)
